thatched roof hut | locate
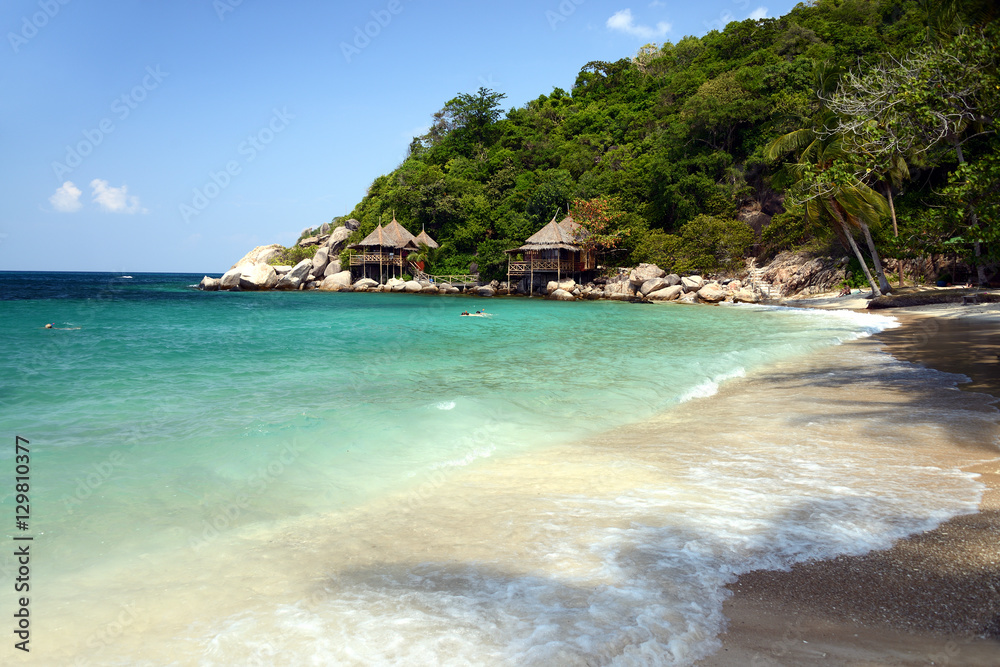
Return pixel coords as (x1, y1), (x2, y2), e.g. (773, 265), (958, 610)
(414, 227), (439, 249)
(350, 218), (419, 251)
(508, 214), (589, 253)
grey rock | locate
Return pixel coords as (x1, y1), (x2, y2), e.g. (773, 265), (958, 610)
(273, 265), (293, 276)
(548, 289), (575, 301)
(326, 226), (352, 251)
(648, 285), (683, 301)
(640, 277), (669, 296)
(220, 268), (242, 290)
(476, 286), (496, 297)
(311, 247), (330, 276)
(344, 218), (361, 231)
(403, 280), (423, 293)
(665, 273), (681, 286)
(629, 263), (665, 286)
(697, 283), (726, 303)
(681, 275), (705, 290)
(323, 259), (342, 277)
(238, 264), (279, 291)
(198, 276), (220, 291)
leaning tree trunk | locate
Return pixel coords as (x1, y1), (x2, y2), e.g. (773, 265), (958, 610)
(859, 221), (891, 294)
(884, 182), (903, 288)
(841, 221), (881, 297)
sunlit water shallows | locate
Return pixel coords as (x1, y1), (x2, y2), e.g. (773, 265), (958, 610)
(2, 272), (997, 665)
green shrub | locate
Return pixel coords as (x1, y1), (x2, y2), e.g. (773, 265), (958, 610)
(670, 215), (755, 274)
(268, 245), (318, 266)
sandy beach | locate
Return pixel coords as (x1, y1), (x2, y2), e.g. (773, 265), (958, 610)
(705, 292), (1000, 666)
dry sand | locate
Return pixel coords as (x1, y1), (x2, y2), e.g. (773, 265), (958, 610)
(702, 290), (1000, 666)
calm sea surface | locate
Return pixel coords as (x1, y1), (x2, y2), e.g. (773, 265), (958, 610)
(1, 271), (994, 665)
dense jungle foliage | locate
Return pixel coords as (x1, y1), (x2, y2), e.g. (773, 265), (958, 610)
(315, 0), (997, 285)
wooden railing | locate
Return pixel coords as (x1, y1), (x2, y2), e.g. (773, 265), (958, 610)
(508, 260), (584, 275)
(425, 273), (478, 284)
(350, 253), (404, 266)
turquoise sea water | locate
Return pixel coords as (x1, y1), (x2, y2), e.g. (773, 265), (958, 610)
(1, 272), (995, 665)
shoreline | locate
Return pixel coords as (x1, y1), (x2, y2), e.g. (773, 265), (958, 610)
(704, 301), (1000, 665)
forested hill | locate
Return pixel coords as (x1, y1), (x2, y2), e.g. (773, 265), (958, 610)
(322, 0), (998, 283)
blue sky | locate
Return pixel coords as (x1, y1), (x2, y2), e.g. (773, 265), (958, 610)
(1, 0), (798, 273)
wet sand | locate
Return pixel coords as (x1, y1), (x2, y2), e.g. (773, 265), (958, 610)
(705, 300), (1000, 665)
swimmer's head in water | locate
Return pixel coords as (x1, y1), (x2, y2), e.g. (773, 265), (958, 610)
(45, 323), (53, 329)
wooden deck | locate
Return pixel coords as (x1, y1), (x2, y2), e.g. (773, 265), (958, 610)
(508, 260), (587, 276)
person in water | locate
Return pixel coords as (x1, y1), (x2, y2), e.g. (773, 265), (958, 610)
(44, 323), (81, 330)
(461, 311), (470, 316)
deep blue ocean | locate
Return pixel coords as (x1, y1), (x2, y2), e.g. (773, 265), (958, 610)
(1, 271), (992, 665)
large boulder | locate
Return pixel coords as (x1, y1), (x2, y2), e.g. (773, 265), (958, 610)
(198, 276), (220, 291)
(648, 285), (683, 301)
(420, 284), (440, 294)
(476, 286), (496, 297)
(629, 263), (665, 286)
(548, 289), (575, 301)
(403, 280), (423, 293)
(326, 227), (352, 251)
(275, 259), (313, 290)
(297, 236), (320, 247)
(353, 278), (378, 292)
(273, 265), (292, 276)
(697, 283), (727, 303)
(640, 277), (669, 296)
(326, 271), (353, 289)
(545, 280), (559, 295)
(230, 244), (283, 271)
(732, 290), (759, 303)
(665, 273), (682, 287)
(323, 259), (342, 277)
(220, 268), (242, 290)
(311, 247), (330, 276)
(558, 279), (576, 292)
(238, 263), (279, 291)
(318, 275), (347, 291)
(604, 280), (635, 299)
(344, 218), (361, 231)
(681, 275), (705, 291)
(319, 222), (331, 234)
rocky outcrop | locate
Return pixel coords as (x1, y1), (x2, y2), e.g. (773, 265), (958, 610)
(199, 276), (220, 291)
(753, 252), (849, 298)
(220, 268), (242, 289)
(344, 218), (361, 231)
(230, 244), (283, 270)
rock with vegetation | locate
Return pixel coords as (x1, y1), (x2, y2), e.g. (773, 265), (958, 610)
(231, 245), (283, 270)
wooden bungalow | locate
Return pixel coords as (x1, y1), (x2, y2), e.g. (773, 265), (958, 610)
(414, 226), (439, 249)
(506, 215), (596, 292)
(347, 218), (437, 283)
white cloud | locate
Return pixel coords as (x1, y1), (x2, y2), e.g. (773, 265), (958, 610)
(90, 179), (146, 214)
(749, 6), (768, 20)
(606, 9), (671, 40)
(50, 181), (83, 212)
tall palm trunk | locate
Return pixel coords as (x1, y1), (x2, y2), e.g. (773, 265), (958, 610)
(859, 220), (891, 294)
(833, 206), (881, 297)
(884, 182), (903, 288)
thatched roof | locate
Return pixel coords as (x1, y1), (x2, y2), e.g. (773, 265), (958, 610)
(414, 228), (439, 249)
(507, 214), (589, 253)
(350, 219), (419, 250)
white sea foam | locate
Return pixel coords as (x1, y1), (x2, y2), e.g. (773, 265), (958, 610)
(436, 400), (456, 410)
(677, 367), (746, 403)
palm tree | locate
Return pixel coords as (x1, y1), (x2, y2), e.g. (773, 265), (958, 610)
(767, 125), (892, 296)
